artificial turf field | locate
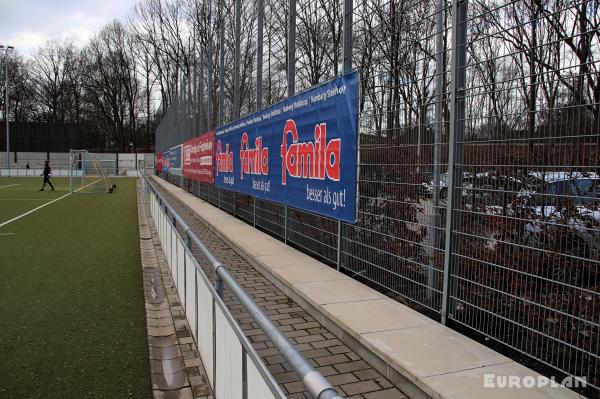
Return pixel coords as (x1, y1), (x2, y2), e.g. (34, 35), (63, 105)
(0, 177), (150, 398)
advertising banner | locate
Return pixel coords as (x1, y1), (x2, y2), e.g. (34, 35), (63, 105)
(215, 71), (358, 223)
(169, 144), (182, 174)
(183, 131), (215, 184)
(161, 150), (170, 173)
(156, 152), (163, 173)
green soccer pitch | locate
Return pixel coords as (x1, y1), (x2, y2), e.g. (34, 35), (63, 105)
(0, 177), (150, 398)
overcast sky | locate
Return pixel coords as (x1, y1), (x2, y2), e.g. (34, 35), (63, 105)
(0, 0), (137, 57)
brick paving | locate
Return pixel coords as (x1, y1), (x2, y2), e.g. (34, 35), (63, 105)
(137, 183), (213, 399)
(154, 185), (407, 399)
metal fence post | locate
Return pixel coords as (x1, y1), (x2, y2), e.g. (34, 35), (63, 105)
(283, 0), (296, 246)
(342, 0), (353, 74)
(338, 0), (352, 273)
(194, 56), (199, 135)
(441, 0), (467, 325)
(207, 0), (214, 130)
(287, 0), (296, 97)
(199, 48), (206, 133)
(218, 0), (225, 126)
(256, 0), (264, 111)
(284, 206), (288, 244)
(187, 71), (192, 139)
(233, 0), (242, 120)
(336, 221), (342, 271)
(428, 0), (446, 303)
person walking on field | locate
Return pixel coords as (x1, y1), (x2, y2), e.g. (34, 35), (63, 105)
(39, 160), (54, 191)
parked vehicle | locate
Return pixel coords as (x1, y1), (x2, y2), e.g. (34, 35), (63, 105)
(421, 172), (475, 199)
(483, 171), (600, 263)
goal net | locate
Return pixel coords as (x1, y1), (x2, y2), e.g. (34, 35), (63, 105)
(69, 150), (114, 194)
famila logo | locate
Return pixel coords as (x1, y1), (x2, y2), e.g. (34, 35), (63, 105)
(184, 145), (191, 166)
(280, 119), (340, 185)
(215, 140), (233, 175)
(240, 132), (269, 179)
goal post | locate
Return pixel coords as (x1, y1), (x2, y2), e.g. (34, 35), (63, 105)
(69, 150), (114, 194)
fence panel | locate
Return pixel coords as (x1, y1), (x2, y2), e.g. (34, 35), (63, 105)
(177, 239), (186, 302)
(153, 0), (600, 392)
(255, 199), (286, 239)
(215, 305), (244, 399)
(247, 355), (278, 399)
(145, 187), (286, 398)
(185, 253), (196, 331)
(196, 267), (215, 387)
(449, 0), (600, 388)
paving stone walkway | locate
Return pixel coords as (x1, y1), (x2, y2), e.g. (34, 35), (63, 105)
(154, 184), (407, 399)
(138, 183), (213, 399)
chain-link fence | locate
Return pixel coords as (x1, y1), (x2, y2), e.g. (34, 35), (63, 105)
(155, 0), (600, 393)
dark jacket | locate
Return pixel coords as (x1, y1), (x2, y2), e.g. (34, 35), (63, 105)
(43, 165), (51, 177)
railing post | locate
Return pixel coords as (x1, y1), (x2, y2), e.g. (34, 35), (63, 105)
(182, 236), (187, 306)
(194, 266), (198, 347)
(241, 347), (248, 399)
(214, 271), (224, 299)
(186, 230), (192, 250)
(212, 297), (217, 391)
(441, 0), (467, 325)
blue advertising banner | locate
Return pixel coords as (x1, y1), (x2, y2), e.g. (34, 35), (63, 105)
(215, 71), (358, 223)
(162, 150), (170, 173)
(169, 144), (182, 173)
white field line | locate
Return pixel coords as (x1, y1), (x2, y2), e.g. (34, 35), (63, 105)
(0, 198), (50, 201)
(0, 179), (101, 228)
(0, 184), (20, 189)
(0, 232), (15, 236)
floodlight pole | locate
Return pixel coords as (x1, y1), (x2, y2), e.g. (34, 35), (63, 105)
(4, 48), (6, 173)
(2, 45), (13, 174)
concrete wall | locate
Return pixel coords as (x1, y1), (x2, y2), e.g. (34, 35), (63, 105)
(0, 152), (155, 176)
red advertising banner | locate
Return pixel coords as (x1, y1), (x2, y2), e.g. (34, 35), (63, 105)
(183, 130), (215, 184)
(156, 152), (163, 173)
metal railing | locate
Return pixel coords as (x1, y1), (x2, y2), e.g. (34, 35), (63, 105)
(140, 173), (343, 399)
(151, 0), (600, 393)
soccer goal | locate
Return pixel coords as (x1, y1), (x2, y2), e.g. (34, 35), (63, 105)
(69, 150), (114, 194)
